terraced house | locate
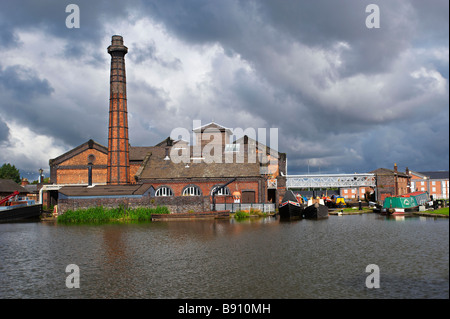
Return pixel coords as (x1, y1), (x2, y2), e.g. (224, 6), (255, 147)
(409, 171), (449, 199)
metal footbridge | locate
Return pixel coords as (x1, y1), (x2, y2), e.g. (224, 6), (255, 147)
(286, 173), (376, 189)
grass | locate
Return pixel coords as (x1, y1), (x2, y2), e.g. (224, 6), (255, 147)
(426, 207), (449, 216)
(233, 208), (269, 219)
(57, 205), (170, 223)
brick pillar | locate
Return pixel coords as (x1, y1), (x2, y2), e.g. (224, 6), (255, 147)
(107, 35), (130, 185)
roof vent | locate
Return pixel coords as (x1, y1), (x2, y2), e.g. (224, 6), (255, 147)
(164, 147), (170, 160)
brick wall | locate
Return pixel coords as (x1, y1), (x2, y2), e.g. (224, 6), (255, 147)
(376, 174), (409, 200)
(53, 148), (142, 185)
(54, 148), (108, 184)
(149, 179), (261, 203)
(57, 194), (210, 214)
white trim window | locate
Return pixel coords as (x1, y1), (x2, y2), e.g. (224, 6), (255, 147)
(211, 186), (230, 196)
(155, 186), (173, 197)
(182, 185), (201, 196)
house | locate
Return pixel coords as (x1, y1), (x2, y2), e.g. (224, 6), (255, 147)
(410, 170), (449, 199)
(370, 164), (411, 201)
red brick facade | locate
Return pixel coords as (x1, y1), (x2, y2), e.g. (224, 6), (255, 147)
(107, 35), (130, 185)
(47, 36), (286, 212)
(371, 164), (411, 201)
(410, 171), (449, 199)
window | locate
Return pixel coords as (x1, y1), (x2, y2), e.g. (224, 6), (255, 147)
(155, 186), (173, 197)
(432, 181), (436, 186)
(432, 187), (436, 192)
(421, 181), (425, 185)
(182, 185), (202, 196)
(225, 144), (240, 152)
(211, 186), (230, 196)
(87, 154), (96, 164)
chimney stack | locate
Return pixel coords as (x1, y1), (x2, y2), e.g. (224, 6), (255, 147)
(107, 35), (130, 185)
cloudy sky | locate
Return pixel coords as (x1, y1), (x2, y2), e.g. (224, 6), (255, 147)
(0, 0), (448, 181)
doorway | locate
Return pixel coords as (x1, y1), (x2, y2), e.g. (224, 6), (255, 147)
(241, 190), (255, 203)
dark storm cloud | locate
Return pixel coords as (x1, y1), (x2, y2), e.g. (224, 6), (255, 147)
(142, 0), (433, 74)
(0, 62), (107, 148)
(130, 40), (182, 69)
(0, 0), (135, 59)
(0, 0), (447, 174)
(0, 118), (9, 143)
(0, 64), (54, 100)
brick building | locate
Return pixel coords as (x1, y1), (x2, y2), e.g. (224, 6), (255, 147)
(339, 187), (372, 201)
(47, 35), (287, 213)
(371, 164), (411, 201)
(410, 171), (449, 199)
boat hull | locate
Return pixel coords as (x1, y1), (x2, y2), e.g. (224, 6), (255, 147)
(382, 206), (419, 215)
(279, 202), (303, 219)
(0, 204), (42, 222)
(303, 203), (329, 219)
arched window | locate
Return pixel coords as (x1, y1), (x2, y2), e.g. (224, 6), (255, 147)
(87, 154), (96, 164)
(211, 186), (231, 196)
(155, 186), (174, 197)
(182, 185), (202, 196)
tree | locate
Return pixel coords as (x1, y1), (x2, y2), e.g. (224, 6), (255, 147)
(0, 163), (21, 184)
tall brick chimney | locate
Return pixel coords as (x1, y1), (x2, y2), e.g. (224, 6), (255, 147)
(107, 35), (130, 185)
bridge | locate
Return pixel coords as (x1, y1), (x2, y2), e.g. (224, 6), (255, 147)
(285, 173), (376, 189)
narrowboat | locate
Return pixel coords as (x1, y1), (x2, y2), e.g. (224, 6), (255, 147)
(381, 191), (429, 215)
(0, 191), (42, 222)
(303, 197), (329, 219)
(279, 190), (304, 219)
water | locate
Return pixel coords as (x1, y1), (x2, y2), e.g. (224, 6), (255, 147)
(0, 214), (448, 299)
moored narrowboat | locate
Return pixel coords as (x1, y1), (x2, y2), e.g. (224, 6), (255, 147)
(381, 191), (429, 215)
(303, 197), (329, 219)
(279, 190), (304, 219)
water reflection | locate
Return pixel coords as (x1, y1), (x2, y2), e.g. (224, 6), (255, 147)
(0, 214), (448, 299)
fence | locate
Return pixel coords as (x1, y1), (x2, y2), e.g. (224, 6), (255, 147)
(213, 203), (276, 213)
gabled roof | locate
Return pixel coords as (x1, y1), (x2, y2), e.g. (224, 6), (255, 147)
(409, 170), (428, 179)
(58, 184), (153, 197)
(136, 144), (261, 180)
(234, 135), (282, 158)
(49, 139), (107, 165)
(0, 179), (28, 194)
(192, 121), (232, 133)
(129, 146), (156, 161)
(370, 168), (410, 177)
(419, 171), (449, 180)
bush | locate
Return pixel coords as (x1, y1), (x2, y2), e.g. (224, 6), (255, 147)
(234, 210), (250, 219)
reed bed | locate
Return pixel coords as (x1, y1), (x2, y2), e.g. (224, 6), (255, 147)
(57, 206), (170, 223)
